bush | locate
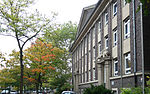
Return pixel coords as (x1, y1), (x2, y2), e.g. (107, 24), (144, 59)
(83, 84), (113, 94)
(121, 87), (143, 94)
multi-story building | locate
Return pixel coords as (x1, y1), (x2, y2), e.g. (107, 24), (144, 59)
(69, 0), (150, 94)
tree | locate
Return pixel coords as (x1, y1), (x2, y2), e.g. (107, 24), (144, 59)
(0, 50), (32, 91)
(24, 39), (64, 93)
(43, 21), (77, 91)
(0, 0), (55, 93)
(0, 51), (6, 67)
(127, 0), (150, 15)
(44, 21), (77, 49)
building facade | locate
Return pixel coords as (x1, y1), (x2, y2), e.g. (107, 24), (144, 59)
(69, 0), (150, 94)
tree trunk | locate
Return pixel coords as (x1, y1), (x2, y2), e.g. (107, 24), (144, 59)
(20, 49), (24, 94)
(36, 83), (39, 94)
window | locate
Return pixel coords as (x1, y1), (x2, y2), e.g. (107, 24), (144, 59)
(125, 53), (131, 74)
(88, 51), (91, 70)
(93, 27), (96, 46)
(93, 27), (95, 39)
(112, 90), (118, 94)
(123, 0), (127, 6)
(82, 73), (84, 83)
(82, 41), (84, 56)
(113, 29), (118, 46)
(85, 54), (87, 71)
(82, 58), (84, 73)
(105, 12), (108, 25)
(99, 41), (102, 55)
(89, 71), (91, 81)
(79, 45), (81, 59)
(88, 33), (91, 50)
(105, 36), (108, 49)
(93, 47), (96, 61)
(113, 2), (117, 16)
(93, 68), (96, 81)
(99, 21), (102, 32)
(114, 59), (118, 76)
(85, 72), (87, 82)
(85, 37), (87, 53)
(124, 19), (130, 39)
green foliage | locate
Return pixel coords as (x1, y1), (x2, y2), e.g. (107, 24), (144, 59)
(127, 0), (150, 15)
(44, 21), (77, 49)
(120, 80), (150, 94)
(43, 21), (77, 92)
(0, 0), (56, 93)
(121, 87), (143, 94)
(83, 84), (113, 94)
(49, 73), (72, 94)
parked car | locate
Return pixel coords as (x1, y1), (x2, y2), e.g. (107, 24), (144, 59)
(10, 90), (18, 94)
(1, 90), (9, 94)
(61, 91), (76, 94)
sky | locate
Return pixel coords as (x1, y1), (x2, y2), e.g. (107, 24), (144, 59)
(0, 0), (98, 54)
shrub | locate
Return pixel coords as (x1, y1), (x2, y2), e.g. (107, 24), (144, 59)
(83, 84), (113, 94)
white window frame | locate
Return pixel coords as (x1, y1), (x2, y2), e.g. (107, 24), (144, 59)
(105, 12), (108, 25)
(89, 71), (91, 81)
(88, 33), (91, 50)
(112, 88), (118, 94)
(99, 41), (102, 55)
(99, 21), (102, 32)
(93, 68), (96, 81)
(93, 27), (95, 40)
(82, 42), (84, 56)
(93, 46), (96, 61)
(114, 60), (118, 76)
(82, 73), (84, 83)
(124, 19), (130, 39)
(123, 0), (127, 6)
(88, 51), (91, 70)
(85, 72), (87, 82)
(85, 54), (87, 71)
(125, 53), (131, 74)
(113, 29), (118, 46)
(85, 37), (87, 53)
(113, 2), (117, 16)
(105, 37), (108, 49)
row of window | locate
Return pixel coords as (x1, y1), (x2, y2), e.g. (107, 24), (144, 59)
(82, 68), (96, 83)
(73, 0), (130, 83)
(105, 0), (128, 25)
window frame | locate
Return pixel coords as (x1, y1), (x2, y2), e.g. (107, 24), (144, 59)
(124, 19), (130, 39)
(99, 21), (102, 32)
(113, 2), (117, 16)
(105, 12), (108, 25)
(114, 59), (118, 76)
(88, 51), (91, 70)
(98, 41), (102, 55)
(93, 68), (96, 81)
(113, 29), (118, 46)
(125, 53), (131, 74)
(93, 46), (96, 61)
(89, 70), (91, 81)
(105, 36), (109, 49)
(123, 0), (127, 6)
(85, 72), (87, 82)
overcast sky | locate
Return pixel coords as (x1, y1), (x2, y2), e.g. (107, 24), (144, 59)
(0, 0), (98, 54)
